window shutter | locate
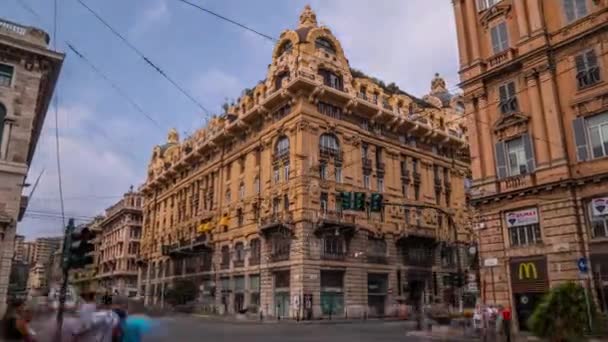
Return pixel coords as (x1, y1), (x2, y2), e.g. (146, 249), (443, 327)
(495, 141), (508, 179)
(573, 117), (589, 161)
(575, 54), (586, 72)
(522, 133), (536, 173)
(564, 0), (575, 22)
(491, 26), (500, 53)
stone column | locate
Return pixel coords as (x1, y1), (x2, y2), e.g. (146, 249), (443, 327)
(538, 67), (566, 163)
(477, 95), (495, 180)
(453, 0), (470, 66)
(514, 0), (529, 38)
(525, 71), (549, 167)
(464, 0), (481, 61)
(527, 0), (544, 33)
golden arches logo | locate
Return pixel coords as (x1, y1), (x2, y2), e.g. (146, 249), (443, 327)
(518, 262), (538, 280)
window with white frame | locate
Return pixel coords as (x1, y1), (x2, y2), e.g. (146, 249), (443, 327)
(505, 208), (542, 246)
(320, 162), (327, 180)
(377, 177), (384, 192)
(498, 81), (518, 115)
(575, 50), (601, 89)
(490, 22), (509, 54)
(0, 64), (13, 87)
(563, 0), (588, 23)
(254, 176), (260, 193)
(589, 198), (608, 238)
(320, 133), (340, 155)
(239, 183), (245, 200)
(335, 165), (342, 183)
(273, 168), (280, 183)
(573, 112), (608, 161)
(283, 163), (290, 181)
(275, 136), (289, 157)
(363, 174), (370, 189)
(495, 134), (535, 178)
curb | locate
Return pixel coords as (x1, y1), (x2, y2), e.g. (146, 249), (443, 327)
(191, 314), (413, 326)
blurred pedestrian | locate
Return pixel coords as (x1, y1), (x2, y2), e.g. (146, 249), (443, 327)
(502, 306), (512, 342)
(1, 300), (36, 341)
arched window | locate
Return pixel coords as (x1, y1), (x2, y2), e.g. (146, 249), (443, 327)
(0, 103), (5, 153)
(315, 37), (336, 54)
(278, 40), (293, 56)
(319, 133), (340, 155)
(275, 136), (289, 157)
(318, 69), (342, 90)
(275, 71), (290, 90)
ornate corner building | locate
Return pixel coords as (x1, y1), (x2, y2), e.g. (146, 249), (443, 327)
(0, 18), (63, 314)
(139, 6), (472, 319)
(453, 0), (608, 331)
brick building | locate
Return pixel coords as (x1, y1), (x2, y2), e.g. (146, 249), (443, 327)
(139, 6), (472, 318)
(453, 0), (608, 331)
(96, 190), (143, 297)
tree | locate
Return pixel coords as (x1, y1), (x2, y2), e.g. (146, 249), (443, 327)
(165, 279), (198, 306)
(528, 282), (596, 341)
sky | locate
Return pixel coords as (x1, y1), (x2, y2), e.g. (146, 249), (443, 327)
(0, 0), (460, 240)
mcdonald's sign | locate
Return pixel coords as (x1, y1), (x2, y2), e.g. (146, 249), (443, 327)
(510, 257), (547, 292)
(518, 262), (538, 280)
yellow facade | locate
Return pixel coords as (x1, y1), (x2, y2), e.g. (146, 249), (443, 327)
(140, 6), (471, 318)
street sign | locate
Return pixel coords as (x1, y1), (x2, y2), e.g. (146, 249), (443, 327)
(484, 258), (498, 267)
(578, 257), (589, 273)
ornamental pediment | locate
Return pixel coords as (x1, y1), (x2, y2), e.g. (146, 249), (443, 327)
(479, 2), (512, 28)
(494, 112), (528, 132)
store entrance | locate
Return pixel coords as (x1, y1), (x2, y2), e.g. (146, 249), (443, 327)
(514, 293), (543, 331)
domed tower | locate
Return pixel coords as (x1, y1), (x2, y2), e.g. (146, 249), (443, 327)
(267, 5), (354, 95)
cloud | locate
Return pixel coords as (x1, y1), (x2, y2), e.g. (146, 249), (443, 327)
(310, 0), (460, 96)
(129, 0), (171, 38)
(192, 69), (244, 112)
(18, 104), (145, 239)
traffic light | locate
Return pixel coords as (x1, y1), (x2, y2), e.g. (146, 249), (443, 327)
(370, 193), (383, 212)
(340, 192), (352, 210)
(354, 192), (366, 211)
(64, 219), (96, 269)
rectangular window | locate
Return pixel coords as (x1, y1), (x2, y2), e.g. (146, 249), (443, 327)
(377, 177), (384, 192)
(320, 162), (327, 180)
(498, 81), (518, 115)
(506, 208), (542, 246)
(335, 165), (342, 183)
(273, 168), (280, 183)
(320, 192), (328, 213)
(404, 209), (410, 225)
(589, 198), (608, 238)
(490, 22), (509, 54)
(363, 174), (370, 189)
(575, 50), (601, 89)
(317, 102), (342, 119)
(564, 0), (588, 23)
(0, 64), (14, 87)
(495, 134), (535, 178)
(283, 194), (289, 211)
(284, 164), (290, 181)
(414, 184), (420, 201)
(254, 177), (260, 193)
(586, 112), (608, 159)
(237, 209), (244, 226)
(272, 197), (280, 215)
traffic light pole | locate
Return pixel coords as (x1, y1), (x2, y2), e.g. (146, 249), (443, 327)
(54, 218), (75, 342)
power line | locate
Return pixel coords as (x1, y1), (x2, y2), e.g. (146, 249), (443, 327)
(52, 0), (66, 231)
(74, 0), (212, 118)
(66, 43), (162, 129)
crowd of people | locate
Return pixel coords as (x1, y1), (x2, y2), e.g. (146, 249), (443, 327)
(472, 304), (512, 342)
(0, 295), (159, 342)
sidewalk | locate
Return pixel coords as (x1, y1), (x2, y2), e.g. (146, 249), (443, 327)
(406, 327), (540, 341)
(191, 313), (416, 326)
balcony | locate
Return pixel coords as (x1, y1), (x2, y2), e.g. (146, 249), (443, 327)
(487, 48), (516, 70)
(259, 212), (294, 235)
(320, 146), (342, 160)
(362, 158), (372, 171)
(321, 251), (347, 261)
(413, 171), (421, 184)
(220, 262), (230, 270)
(270, 252), (289, 262)
(434, 177), (442, 189)
(382, 102), (393, 111)
(376, 161), (385, 174)
(401, 169), (410, 183)
(498, 173), (537, 192)
(248, 257), (260, 266)
(367, 255), (388, 264)
(357, 93), (368, 101)
(233, 259), (245, 268)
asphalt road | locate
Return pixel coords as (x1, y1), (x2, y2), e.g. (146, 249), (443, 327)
(146, 316), (425, 342)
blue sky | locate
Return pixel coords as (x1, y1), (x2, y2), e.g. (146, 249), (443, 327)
(1, 0), (460, 239)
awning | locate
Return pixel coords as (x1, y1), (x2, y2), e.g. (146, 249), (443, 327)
(197, 222), (213, 233)
(219, 216), (230, 226)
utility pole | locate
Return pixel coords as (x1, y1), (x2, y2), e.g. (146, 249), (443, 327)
(55, 218), (75, 342)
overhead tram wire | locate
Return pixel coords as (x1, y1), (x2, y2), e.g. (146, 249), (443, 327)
(15, 0), (163, 131)
(74, 0), (212, 119)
